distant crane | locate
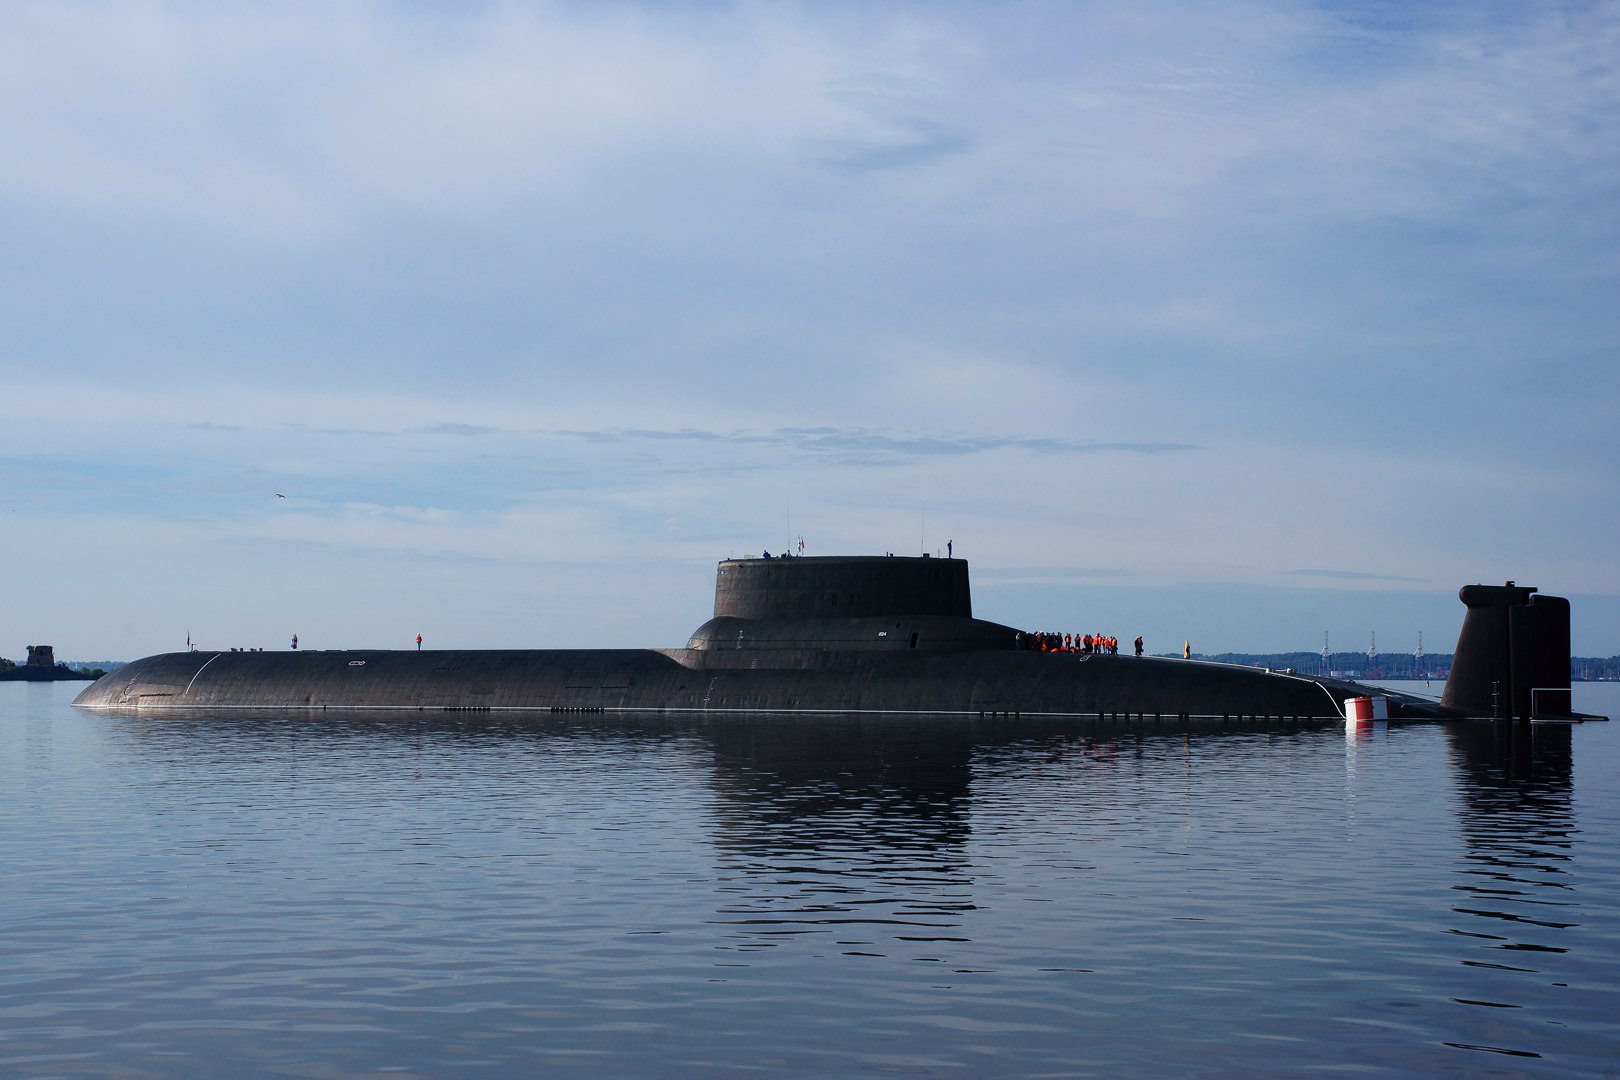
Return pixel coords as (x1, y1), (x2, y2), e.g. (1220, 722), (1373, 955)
(1416, 631), (1426, 684)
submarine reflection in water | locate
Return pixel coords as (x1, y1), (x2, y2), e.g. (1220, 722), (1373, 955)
(77, 556), (1591, 723)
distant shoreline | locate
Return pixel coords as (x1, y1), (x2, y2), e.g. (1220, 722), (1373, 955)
(0, 668), (100, 683)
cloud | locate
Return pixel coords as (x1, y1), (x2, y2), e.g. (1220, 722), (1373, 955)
(556, 426), (1198, 465)
(415, 423), (498, 437)
(1286, 569), (1431, 584)
(973, 567), (1131, 585)
(816, 119), (976, 172)
(2, 2), (1617, 655)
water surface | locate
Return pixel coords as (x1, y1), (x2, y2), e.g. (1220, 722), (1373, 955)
(4, 681), (1618, 1077)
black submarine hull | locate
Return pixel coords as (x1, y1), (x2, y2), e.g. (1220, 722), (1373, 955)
(71, 645), (1399, 719)
(73, 555), (1578, 722)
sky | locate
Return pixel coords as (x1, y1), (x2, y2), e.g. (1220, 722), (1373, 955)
(3, 0), (1617, 662)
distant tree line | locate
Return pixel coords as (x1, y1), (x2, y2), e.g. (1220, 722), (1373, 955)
(1184, 652), (1620, 681)
(1186, 651), (1451, 679)
(1570, 657), (1620, 681)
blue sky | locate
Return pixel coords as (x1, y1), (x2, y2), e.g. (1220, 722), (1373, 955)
(4, 0), (1617, 661)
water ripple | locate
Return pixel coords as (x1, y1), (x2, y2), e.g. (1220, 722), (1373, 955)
(4, 685), (1620, 1077)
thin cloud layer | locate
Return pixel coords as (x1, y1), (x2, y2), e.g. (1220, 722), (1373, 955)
(558, 427), (1198, 464)
(2, 1), (1616, 657)
(1286, 569), (1431, 584)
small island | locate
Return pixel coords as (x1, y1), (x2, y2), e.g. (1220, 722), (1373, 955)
(0, 645), (108, 682)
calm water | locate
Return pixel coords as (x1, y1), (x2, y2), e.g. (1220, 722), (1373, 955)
(3, 680), (1618, 1078)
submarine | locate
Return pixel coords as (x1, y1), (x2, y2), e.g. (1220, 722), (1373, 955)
(73, 554), (1590, 723)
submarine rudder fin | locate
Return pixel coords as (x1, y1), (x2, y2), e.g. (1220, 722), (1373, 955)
(1441, 582), (1600, 721)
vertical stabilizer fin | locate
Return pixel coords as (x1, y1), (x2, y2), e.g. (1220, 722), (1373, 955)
(1441, 583), (1572, 719)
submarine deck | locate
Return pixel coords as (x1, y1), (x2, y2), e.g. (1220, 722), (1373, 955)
(75, 645), (1456, 721)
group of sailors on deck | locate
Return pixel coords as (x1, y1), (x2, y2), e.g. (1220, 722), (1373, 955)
(1019, 632), (1143, 656)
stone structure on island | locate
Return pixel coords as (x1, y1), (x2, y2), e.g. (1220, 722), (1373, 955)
(0, 644), (99, 682)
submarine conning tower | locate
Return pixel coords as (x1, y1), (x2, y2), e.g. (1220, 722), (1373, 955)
(686, 554), (1015, 654)
(1441, 582), (1573, 720)
(713, 554), (972, 620)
